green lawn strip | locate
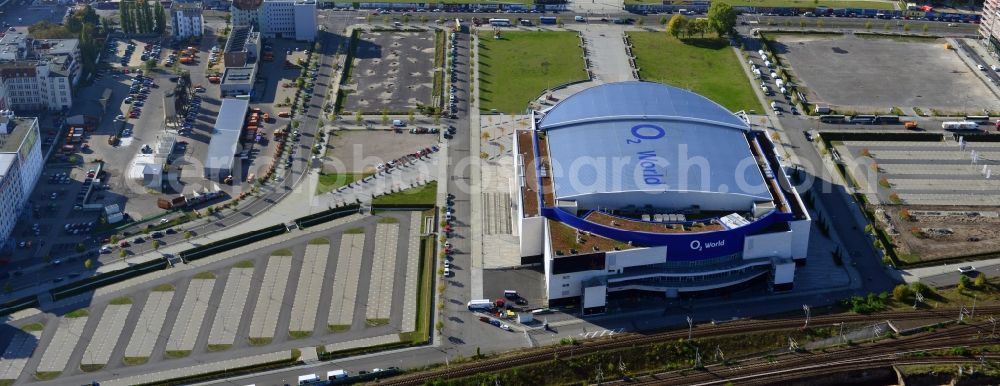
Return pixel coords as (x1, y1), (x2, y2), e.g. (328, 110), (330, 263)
(478, 31), (587, 113)
(249, 337), (273, 346)
(432, 29), (446, 101)
(34, 372), (60, 381)
(366, 318), (390, 327)
(20, 322), (44, 332)
(233, 259), (255, 268)
(289, 331), (313, 339)
(316, 172), (373, 194)
(629, 32), (763, 112)
(358, 0), (531, 3)
(109, 296), (133, 305)
(378, 217), (400, 224)
(152, 283), (176, 291)
(344, 227), (365, 234)
(165, 350), (191, 359)
(291, 348), (302, 361)
(271, 248), (293, 257)
(718, 0), (897, 9)
(400, 235), (434, 343)
(192, 271), (216, 279)
(308, 238), (330, 245)
(122, 356), (148, 366)
(80, 364), (105, 372)
(207, 344), (232, 352)
(65, 309), (89, 318)
(0, 379), (14, 386)
(328, 324), (351, 332)
(372, 181), (438, 206)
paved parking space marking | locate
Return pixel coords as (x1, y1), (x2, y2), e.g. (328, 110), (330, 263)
(402, 212), (422, 332)
(124, 291), (174, 359)
(208, 268), (255, 346)
(166, 279), (215, 352)
(329, 233), (365, 328)
(249, 256), (292, 339)
(37, 316), (88, 373)
(289, 244), (329, 333)
(366, 223), (398, 322)
(0, 330), (41, 380)
(82, 304), (132, 366)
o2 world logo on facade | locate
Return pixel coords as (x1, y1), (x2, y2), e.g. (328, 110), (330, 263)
(625, 124), (667, 185)
(690, 239), (725, 252)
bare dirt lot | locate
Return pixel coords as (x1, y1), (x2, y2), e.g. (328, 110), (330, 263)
(888, 206), (1000, 263)
(322, 130), (439, 173)
(342, 31), (436, 113)
(772, 34), (1000, 112)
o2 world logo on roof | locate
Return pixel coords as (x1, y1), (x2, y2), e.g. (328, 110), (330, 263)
(625, 124), (666, 186)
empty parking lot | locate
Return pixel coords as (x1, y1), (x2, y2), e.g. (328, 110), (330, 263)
(772, 34), (1000, 111)
(1, 212), (428, 384)
(342, 31), (436, 113)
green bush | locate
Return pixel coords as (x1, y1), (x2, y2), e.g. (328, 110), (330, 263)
(841, 292), (889, 314)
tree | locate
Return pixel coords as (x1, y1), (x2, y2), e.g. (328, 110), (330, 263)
(84, 259), (93, 270)
(636, 18), (644, 27)
(667, 15), (688, 39)
(707, 1), (737, 37)
(865, 21), (872, 30)
(922, 24), (929, 34)
(152, 240), (161, 250)
(892, 283), (912, 301)
(183, 230), (192, 239)
(143, 58), (156, 71)
(959, 274), (972, 291)
(407, 110), (415, 124)
(119, 249), (127, 258)
(688, 18), (708, 38)
(975, 273), (987, 288)
(381, 110), (389, 125)
(903, 23), (911, 32)
(659, 16), (668, 25)
(100, 16), (113, 34)
(154, 2), (167, 34)
(355, 110), (363, 124)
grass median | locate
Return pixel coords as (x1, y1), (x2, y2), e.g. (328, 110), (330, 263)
(630, 32), (762, 113)
(478, 31), (587, 113)
(373, 181), (437, 206)
(316, 172), (373, 195)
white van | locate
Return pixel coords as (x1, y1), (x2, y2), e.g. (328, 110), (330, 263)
(392, 119), (405, 127)
(298, 374), (320, 385)
(574, 15), (585, 22)
(327, 369), (348, 379)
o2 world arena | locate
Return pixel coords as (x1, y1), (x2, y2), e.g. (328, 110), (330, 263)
(514, 82), (811, 315)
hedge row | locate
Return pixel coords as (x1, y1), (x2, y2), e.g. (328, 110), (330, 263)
(0, 295), (40, 317)
(371, 204), (435, 211)
(50, 258), (169, 301)
(819, 131), (943, 142)
(180, 223), (288, 262)
(294, 204), (360, 229)
(135, 358), (301, 386)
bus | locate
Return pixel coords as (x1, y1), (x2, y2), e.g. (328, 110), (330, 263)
(467, 299), (493, 311)
(819, 115), (846, 123)
(965, 115), (991, 123)
(489, 18), (512, 27)
(850, 115), (876, 124)
(540, 16), (557, 25)
(874, 115), (900, 124)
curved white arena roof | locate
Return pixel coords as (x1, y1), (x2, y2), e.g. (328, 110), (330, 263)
(537, 82), (770, 203)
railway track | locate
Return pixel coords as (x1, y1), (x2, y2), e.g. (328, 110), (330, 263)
(380, 306), (1000, 386)
(624, 321), (993, 385)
